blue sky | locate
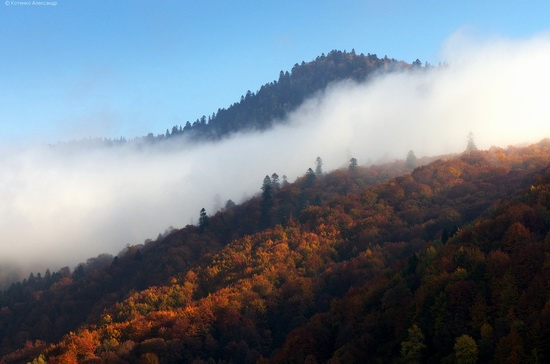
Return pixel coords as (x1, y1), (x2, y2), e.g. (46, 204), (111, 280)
(1, 0), (550, 145)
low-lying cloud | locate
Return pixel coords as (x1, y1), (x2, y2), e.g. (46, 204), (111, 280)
(2, 33), (550, 279)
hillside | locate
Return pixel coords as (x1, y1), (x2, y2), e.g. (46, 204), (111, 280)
(1, 140), (550, 363)
(55, 50), (413, 148)
(168, 50), (411, 141)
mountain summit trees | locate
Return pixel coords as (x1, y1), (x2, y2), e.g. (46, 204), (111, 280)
(53, 50), (418, 149)
(141, 51), (411, 143)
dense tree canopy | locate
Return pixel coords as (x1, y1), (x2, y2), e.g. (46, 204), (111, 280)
(2, 139), (550, 363)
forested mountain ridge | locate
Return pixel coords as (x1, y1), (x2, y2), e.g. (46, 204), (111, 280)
(55, 50), (413, 148)
(2, 139), (550, 363)
(173, 50), (411, 140)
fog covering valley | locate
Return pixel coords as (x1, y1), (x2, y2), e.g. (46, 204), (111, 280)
(1, 33), (550, 282)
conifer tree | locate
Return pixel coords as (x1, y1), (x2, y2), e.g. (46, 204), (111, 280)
(349, 157), (358, 171)
(199, 208), (209, 231)
(305, 168), (316, 187)
(225, 199), (236, 210)
(261, 175), (273, 227)
(271, 173), (280, 190)
(466, 132), (477, 152)
(406, 150), (417, 169)
(315, 157), (323, 176)
(282, 175), (289, 187)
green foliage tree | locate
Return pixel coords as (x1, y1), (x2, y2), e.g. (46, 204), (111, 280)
(400, 324), (426, 363)
(454, 334), (478, 364)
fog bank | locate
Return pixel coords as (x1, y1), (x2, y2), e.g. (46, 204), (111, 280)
(1, 33), (550, 278)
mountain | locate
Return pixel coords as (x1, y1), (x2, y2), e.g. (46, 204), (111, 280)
(171, 50), (410, 141)
(55, 50), (413, 148)
(1, 139), (550, 363)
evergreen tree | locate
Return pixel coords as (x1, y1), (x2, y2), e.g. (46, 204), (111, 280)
(261, 175), (273, 228)
(466, 132), (477, 152)
(225, 199), (236, 210)
(271, 173), (280, 190)
(406, 150), (417, 169)
(305, 168), (316, 187)
(199, 208), (209, 231)
(282, 175), (289, 187)
(315, 157), (323, 176)
(349, 157), (358, 171)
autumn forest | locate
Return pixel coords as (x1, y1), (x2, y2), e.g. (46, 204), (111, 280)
(1, 52), (550, 363)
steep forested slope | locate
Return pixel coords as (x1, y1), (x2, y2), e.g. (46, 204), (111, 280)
(176, 50), (409, 140)
(57, 50), (412, 148)
(0, 155), (419, 362)
(2, 140), (550, 363)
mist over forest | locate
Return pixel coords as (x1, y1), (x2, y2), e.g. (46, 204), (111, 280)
(1, 33), (550, 281)
(3, 17), (550, 360)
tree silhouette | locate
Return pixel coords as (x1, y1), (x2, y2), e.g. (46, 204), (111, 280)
(199, 208), (209, 231)
(305, 168), (316, 187)
(282, 175), (289, 187)
(349, 157), (358, 171)
(271, 173), (280, 190)
(225, 199), (236, 210)
(315, 157), (323, 176)
(406, 150), (417, 169)
(261, 175), (273, 227)
(466, 132), (477, 152)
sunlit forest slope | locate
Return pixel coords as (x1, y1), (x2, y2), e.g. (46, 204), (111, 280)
(1, 139), (550, 363)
